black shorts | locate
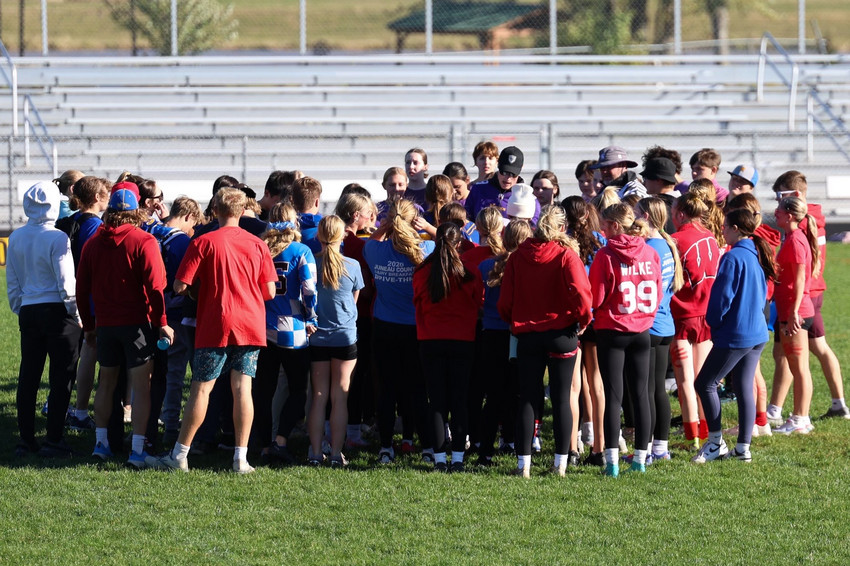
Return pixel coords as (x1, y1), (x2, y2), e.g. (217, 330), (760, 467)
(97, 323), (156, 369)
(310, 343), (358, 362)
(775, 317), (815, 342)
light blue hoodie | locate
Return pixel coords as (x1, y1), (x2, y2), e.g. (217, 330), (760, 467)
(6, 181), (80, 322)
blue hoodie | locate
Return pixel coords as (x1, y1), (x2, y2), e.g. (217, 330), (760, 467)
(706, 238), (768, 349)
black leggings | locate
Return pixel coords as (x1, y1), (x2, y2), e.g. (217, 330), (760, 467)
(420, 340), (475, 454)
(372, 319), (431, 450)
(16, 303), (80, 445)
(478, 329), (518, 458)
(597, 329), (651, 452)
(252, 344), (311, 445)
(516, 327), (579, 456)
(648, 334), (673, 442)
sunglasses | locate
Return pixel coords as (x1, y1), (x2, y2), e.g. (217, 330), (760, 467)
(774, 190), (795, 201)
(498, 170), (518, 178)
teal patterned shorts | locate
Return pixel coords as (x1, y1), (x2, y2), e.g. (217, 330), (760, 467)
(193, 346), (260, 382)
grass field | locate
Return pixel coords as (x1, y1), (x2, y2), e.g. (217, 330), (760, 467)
(2, 0), (850, 54)
(1, 243), (850, 563)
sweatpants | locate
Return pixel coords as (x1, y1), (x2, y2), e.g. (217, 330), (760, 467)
(16, 303), (81, 445)
(695, 343), (765, 445)
(516, 327), (579, 456)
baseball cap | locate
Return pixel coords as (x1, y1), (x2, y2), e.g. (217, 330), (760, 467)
(111, 181), (140, 201)
(589, 146), (638, 169)
(727, 164), (759, 187)
(498, 146), (524, 176)
(506, 184), (536, 219)
(641, 157), (678, 185)
(108, 188), (139, 211)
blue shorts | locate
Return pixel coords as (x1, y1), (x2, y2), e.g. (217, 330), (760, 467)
(193, 346), (260, 383)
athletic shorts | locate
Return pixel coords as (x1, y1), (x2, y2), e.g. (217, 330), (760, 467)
(808, 293), (826, 339)
(310, 343), (358, 362)
(579, 321), (597, 344)
(97, 324), (155, 369)
(193, 346), (260, 382)
(674, 315), (711, 344)
(775, 317), (815, 342)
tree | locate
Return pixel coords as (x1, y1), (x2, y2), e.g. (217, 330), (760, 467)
(104, 0), (239, 55)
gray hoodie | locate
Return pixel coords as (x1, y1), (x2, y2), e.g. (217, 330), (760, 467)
(6, 181), (80, 322)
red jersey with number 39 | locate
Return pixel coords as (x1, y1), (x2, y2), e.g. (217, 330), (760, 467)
(671, 222), (720, 320)
(589, 234), (662, 332)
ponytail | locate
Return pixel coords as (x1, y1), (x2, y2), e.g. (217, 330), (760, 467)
(726, 208), (777, 284)
(419, 223), (471, 303)
(475, 206), (505, 256)
(535, 205), (579, 254)
(488, 219), (533, 287)
(387, 199), (425, 265)
(317, 215), (347, 290)
(804, 213), (822, 278)
(638, 197), (683, 292)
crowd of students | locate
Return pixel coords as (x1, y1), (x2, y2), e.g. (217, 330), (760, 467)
(7, 140), (847, 477)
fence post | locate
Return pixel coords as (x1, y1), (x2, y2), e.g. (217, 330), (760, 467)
(300, 0), (307, 55)
(539, 124), (552, 171)
(798, 0), (806, 54)
(171, 0), (178, 56)
(674, 0), (682, 55)
(242, 136), (248, 182)
(549, 0), (557, 57)
(23, 97), (30, 167)
(425, 0), (433, 55)
(41, 0), (49, 56)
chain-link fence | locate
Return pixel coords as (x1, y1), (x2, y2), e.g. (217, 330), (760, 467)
(0, 0), (847, 57)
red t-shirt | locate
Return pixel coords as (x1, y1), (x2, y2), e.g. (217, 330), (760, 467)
(774, 228), (814, 321)
(461, 245), (495, 272)
(176, 226), (277, 348)
(671, 222), (720, 320)
(413, 261), (483, 341)
(799, 203), (826, 296)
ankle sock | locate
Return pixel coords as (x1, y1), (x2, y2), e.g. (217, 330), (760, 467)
(755, 411), (768, 426)
(172, 442), (190, 460)
(633, 449), (647, 465)
(95, 428), (108, 447)
(517, 454), (531, 470)
(651, 439), (668, 455)
(832, 398), (846, 410)
(234, 446), (247, 462)
(736, 442), (750, 454)
(683, 421), (699, 440)
(708, 431), (723, 445)
(131, 434), (145, 454)
(434, 452), (447, 464)
(698, 419), (709, 440)
(451, 451), (464, 463)
(767, 404), (782, 419)
(604, 448), (619, 466)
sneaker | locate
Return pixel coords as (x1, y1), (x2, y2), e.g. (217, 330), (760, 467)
(651, 451), (672, 462)
(628, 461), (646, 473)
(511, 466), (531, 478)
(548, 463), (567, 477)
(39, 439), (74, 459)
(329, 454), (348, 469)
(531, 435), (541, 453)
(449, 461), (465, 473)
(127, 450), (151, 469)
(92, 442), (114, 460)
(306, 446), (325, 467)
(603, 463), (619, 478)
(582, 451), (605, 467)
(751, 423), (772, 437)
(145, 452), (189, 472)
(820, 406), (850, 420)
(233, 460), (255, 474)
(692, 439), (729, 464)
(724, 447), (752, 462)
(15, 440), (40, 458)
(434, 462), (448, 473)
(67, 414), (96, 432)
(567, 451), (580, 468)
(773, 417), (814, 435)
(267, 442), (296, 466)
(378, 449), (394, 465)
(421, 449), (435, 464)
(766, 413), (785, 427)
(189, 440), (215, 456)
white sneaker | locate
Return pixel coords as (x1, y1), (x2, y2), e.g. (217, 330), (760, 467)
(723, 447), (752, 462)
(692, 439), (729, 464)
(751, 423), (772, 437)
(766, 412), (785, 427)
(233, 460), (255, 474)
(145, 453), (189, 472)
(773, 417), (814, 435)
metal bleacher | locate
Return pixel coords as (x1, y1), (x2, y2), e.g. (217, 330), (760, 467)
(3, 51), (850, 229)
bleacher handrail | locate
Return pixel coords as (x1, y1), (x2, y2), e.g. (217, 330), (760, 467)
(23, 95), (57, 178)
(806, 88), (850, 162)
(0, 39), (19, 135)
(757, 32), (799, 132)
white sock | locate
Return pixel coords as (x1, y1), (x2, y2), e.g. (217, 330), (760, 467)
(131, 434), (145, 454)
(172, 442), (190, 460)
(234, 446), (248, 462)
(708, 431), (723, 445)
(95, 428), (108, 447)
(767, 404), (782, 418)
(434, 452), (447, 464)
(634, 449), (647, 465)
(75, 409), (88, 420)
(832, 398), (846, 410)
(517, 454), (531, 469)
(604, 448), (618, 466)
(652, 439), (668, 455)
(451, 451), (465, 464)
(736, 442), (750, 454)
(797, 415), (811, 426)
(347, 424), (361, 441)
(553, 453), (564, 467)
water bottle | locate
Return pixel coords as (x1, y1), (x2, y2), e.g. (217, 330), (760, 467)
(157, 336), (172, 351)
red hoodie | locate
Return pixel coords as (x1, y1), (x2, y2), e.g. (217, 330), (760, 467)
(671, 222), (720, 320)
(589, 234), (662, 333)
(77, 223), (167, 331)
(497, 239), (592, 335)
(413, 261), (483, 341)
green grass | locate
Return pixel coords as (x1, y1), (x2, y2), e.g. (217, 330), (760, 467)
(2, 0), (850, 54)
(1, 245), (850, 564)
